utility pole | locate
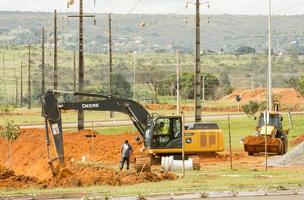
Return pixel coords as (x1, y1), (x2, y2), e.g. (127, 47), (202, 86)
(108, 13), (113, 118)
(133, 51), (137, 101)
(15, 70), (18, 106)
(54, 9), (58, 90)
(68, 0), (95, 130)
(267, 0), (272, 112)
(28, 44), (31, 109)
(2, 53), (7, 103)
(73, 50), (76, 92)
(176, 49), (180, 114)
(194, 0), (202, 122)
(42, 27), (45, 94)
(20, 61), (23, 107)
(202, 75), (205, 101)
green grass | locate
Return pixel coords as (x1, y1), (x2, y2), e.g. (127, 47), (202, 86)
(1, 168), (303, 197)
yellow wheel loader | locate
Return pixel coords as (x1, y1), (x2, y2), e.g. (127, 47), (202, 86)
(243, 111), (288, 156)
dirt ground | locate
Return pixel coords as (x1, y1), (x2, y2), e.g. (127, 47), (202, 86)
(0, 128), (177, 188)
(290, 134), (304, 146)
(0, 128), (274, 189)
(222, 88), (304, 106)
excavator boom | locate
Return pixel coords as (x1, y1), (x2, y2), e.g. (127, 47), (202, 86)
(42, 89), (151, 165)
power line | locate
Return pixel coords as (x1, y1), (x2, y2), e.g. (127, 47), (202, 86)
(125, 0), (144, 14)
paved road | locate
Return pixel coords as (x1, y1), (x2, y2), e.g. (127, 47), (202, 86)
(18, 113), (246, 129)
(209, 195), (304, 200)
(12, 194), (304, 200)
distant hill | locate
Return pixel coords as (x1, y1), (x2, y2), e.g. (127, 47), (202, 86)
(0, 11), (304, 53)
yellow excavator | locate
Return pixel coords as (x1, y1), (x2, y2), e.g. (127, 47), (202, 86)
(41, 90), (225, 174)
(243, 106), (288, 156)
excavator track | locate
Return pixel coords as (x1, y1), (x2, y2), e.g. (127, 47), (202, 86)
(135, 155), (152, 172)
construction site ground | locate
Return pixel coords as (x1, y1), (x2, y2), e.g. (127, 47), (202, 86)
(1, 87), (304, 196)
(0, 127), (304, 197)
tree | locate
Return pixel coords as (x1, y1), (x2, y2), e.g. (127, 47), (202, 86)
(235, 46), (256, 55)
(112, 73), (132, 98)
(242, 101), (266, 118)
(219, 72), (233, 96)
(285, 76), (304, 97)
(112, 62), (132, 98)
(138, 64), (167, 103)
(0, 105), (19, 168)
(169, 72), (220, 100)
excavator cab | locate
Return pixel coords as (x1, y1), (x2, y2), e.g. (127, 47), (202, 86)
(144, 116), (182, 149)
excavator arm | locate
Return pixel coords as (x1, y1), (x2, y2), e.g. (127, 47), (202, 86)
(42, 89), (151, 165)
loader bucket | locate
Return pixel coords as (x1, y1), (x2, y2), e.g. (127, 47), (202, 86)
(244, 136), (283, 155)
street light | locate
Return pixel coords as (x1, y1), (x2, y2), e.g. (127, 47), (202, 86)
(267, 0), (272, 112)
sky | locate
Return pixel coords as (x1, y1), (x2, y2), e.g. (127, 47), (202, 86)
(0, 0), (304, 15)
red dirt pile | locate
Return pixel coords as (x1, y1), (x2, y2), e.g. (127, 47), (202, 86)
(290, 134), (304, 146)
(47, 165), (176, 187)
(0, 128), (176, 188)
(144, 104), (193, 111)
(0, 165), (42, 188)
(222, 88), (304, 105)
(244, 136), (280, 146)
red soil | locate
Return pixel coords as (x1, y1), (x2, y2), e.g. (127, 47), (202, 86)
(244, 136), (280, 146)
(290, 134), (304, 146)
(0, 128), (176, 188)
(222, 88), (304, 105)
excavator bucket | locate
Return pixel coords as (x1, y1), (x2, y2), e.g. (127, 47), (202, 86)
(244, 135), (283, 155)
(49, 162), (74, 178)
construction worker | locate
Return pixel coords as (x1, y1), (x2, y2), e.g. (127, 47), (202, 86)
(159, 121), (169, 135)
(120, 140), (133, 170)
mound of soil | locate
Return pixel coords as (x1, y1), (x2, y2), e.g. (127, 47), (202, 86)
(0, 128), (177, 188)
(0, 165), (42, 188)
(144, 104), (193, 111)
(47, 165), (176, 187)
(290, 134), (304, 146)
(222, 88), (304, 105)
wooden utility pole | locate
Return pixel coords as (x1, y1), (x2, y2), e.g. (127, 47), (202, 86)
(54, 10), (58, 90)
(202, 75), (205, 101)
(28, 44), (31, 109)
(68, 0), (95, 130)
(15, 70), (18, 106)
(73, 50), (76, 91)
(108, 13), (113, 118)
(2, 53), (7, 103)
(42, 27), (45, 94)
(194, 0), (202, 122)
(176, 49), (180, 114)
(133, 51), (136, 101)
(20, 61), (23, 107)
(78, 0), (84, 130)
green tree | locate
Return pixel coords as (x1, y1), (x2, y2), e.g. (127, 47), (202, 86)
(242, 101), (266, 118)
(138, 64), (167, 103)
(169, 72), (220, 100)
(235, 46), (256, 55)
(0, 105), (19, 168)
(219, 72), (233, 96)
(285, 76), (304, 97)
